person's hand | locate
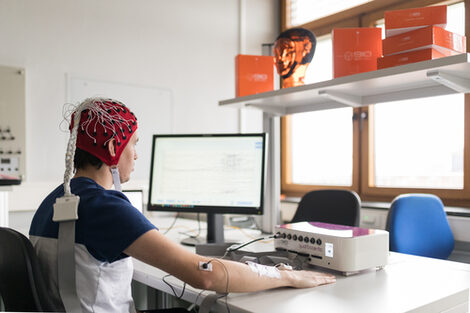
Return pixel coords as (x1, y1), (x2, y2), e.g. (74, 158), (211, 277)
(279, 266), (336, 288)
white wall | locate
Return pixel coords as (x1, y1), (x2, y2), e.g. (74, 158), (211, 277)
(0, 0), (280, 211)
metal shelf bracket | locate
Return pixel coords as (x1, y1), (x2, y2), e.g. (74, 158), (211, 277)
(318, 90), (363, 107)
(427, 70), (470, 93)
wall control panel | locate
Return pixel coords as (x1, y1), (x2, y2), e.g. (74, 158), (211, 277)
(0, 66), (25, 181)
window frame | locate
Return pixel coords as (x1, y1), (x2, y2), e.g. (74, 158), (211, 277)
(281, 111), (361, 197)
(281, 0), (470, 207)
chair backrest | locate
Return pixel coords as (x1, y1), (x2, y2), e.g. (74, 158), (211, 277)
(0, 227), (63, 312)
(386, 194), (454, 259)
(291, 189), (361, 226)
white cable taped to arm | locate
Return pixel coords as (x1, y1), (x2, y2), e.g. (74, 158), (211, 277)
(245, 261), (281, 279)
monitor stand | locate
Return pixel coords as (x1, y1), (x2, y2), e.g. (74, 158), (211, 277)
(181, 213), (237, 256)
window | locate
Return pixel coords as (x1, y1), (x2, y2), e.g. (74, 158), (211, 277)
(290, 107), (353, 186)
(288, 0), (373, 28)
(372, 95), (464, 189)
(281, 0), (470, 206)
(285, 35), (355, 191)
(304, 35), (332, 84)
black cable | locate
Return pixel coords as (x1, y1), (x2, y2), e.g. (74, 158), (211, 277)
(193, 289), (206, 312)
(226, 235), (276, 252)
(162, 213), (179, 235)
(205, 259), (231, 313)
(217, 293), (231, 313)
(162, 274), (186, 299)
(220, 250), (229, 260)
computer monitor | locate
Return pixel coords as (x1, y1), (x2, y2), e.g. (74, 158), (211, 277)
(148, 133), (266, 245)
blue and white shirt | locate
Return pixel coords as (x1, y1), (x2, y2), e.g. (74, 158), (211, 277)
(29, 177), (156, 313)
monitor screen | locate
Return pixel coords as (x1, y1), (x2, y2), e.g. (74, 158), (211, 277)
(148, 133), (266, 216)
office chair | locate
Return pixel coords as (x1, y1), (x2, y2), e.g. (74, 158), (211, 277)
(291, 189), (361, 226)
(0, 227), (64, 312)
(386, 194), (454, 259)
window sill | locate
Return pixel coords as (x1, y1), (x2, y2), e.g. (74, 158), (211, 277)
(282, 198), (470, 218)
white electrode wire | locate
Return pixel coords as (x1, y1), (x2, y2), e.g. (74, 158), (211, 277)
(63, 106), (85, 196)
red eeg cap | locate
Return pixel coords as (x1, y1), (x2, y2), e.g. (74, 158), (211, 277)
(70, 98), (138, 166)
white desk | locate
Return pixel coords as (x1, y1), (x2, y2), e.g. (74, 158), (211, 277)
(134, 215), (470, 313)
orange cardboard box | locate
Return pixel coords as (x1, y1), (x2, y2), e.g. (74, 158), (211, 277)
(332, 28), (382, 78)
(235, 54), (274, 97)
(384, 5), (446, 37)
(377, 48), (448, 69)
(382, 26), (466, 56)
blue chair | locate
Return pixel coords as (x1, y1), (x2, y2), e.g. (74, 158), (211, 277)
(386, 194), (454, 259)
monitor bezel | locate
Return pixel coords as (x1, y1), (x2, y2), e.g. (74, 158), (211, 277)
(147, 133), (266, 215)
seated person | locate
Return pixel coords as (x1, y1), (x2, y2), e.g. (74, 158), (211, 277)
(29, 97), (335, 313)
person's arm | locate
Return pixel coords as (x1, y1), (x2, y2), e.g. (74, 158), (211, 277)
(124, 229), (335, 293)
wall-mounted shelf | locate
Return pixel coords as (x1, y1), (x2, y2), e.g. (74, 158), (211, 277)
(219, 53), (470, 115)
(218, 53), (470, 233)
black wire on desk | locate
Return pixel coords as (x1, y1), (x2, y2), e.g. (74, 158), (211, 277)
(162, 274), (187, 299)
(193, 289), (206, 312)
(219, 293), (231, 313)
(226, 234), (276, 252)
(193, 289), (231, 313)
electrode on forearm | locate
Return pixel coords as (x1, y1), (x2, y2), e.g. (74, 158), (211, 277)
(199, 261), (213, 271)
(275, 263), (293, 271)
(246, 261), (281, 279)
